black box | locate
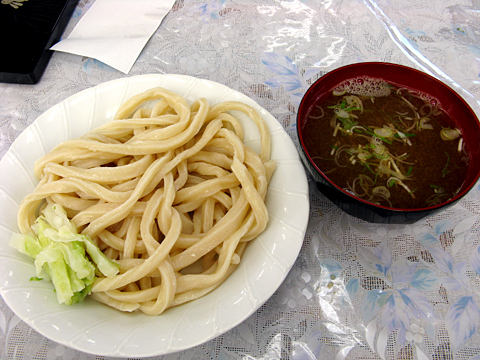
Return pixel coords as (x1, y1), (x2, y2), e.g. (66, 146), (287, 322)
(0, 0), (79, 84)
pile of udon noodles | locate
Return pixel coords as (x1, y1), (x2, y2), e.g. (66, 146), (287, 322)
(17, 87), (276, 315)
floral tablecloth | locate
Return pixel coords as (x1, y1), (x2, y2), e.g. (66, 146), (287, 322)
(2, 0), (480, 359)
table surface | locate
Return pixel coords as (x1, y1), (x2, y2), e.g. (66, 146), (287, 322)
(2, 0), (480, 359)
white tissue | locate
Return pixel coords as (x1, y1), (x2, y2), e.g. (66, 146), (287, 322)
(50, 0), (175, 74)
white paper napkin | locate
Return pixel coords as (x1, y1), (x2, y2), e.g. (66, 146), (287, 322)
(50, 0), (176, 74)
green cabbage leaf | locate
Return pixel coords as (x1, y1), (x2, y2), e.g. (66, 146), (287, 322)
(10, 204), (119, 305)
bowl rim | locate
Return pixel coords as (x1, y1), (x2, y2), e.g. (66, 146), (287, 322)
(297, 61), (480, 213)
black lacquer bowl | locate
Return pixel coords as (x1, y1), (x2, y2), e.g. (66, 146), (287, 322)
(297, 62), (480, 224)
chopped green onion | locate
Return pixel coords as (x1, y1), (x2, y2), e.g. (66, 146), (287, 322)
(442, 152), (450, 177)
(372, 152), (389, 160)
(440, 128), (461, 141)
(374, 128), (394, 138)
(364, 163), (375, 175)
(394, 133), (416, 138)
(346, 107), (361, 112)
(387, 178), (397, 187)
(375, 135), (392, 145)
(372, 186), (391, 198)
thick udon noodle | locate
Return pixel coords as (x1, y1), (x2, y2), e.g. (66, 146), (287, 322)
(17, 87), (276, 315)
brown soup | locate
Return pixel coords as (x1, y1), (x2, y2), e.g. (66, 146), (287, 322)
(302, 76), (469, 209)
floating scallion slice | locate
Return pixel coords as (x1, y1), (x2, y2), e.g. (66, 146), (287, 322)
(440, 128), (461, 140)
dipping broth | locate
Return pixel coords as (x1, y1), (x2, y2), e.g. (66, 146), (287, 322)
(302, 76), (469, 209)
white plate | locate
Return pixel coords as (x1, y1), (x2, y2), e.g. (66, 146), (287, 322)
(0, 74), (309, 357)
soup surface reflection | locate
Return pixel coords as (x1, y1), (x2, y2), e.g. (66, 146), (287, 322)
(302, 77), (468, 209)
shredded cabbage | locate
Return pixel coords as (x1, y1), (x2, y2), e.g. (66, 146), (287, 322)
(10, 204), (119, 305)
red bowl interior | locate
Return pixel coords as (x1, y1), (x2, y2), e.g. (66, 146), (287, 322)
(298, 62), (480, 212)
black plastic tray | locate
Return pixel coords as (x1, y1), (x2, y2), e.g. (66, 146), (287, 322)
(0, 0), (79, 84)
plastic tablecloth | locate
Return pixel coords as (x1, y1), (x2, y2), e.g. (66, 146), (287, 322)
(2, 0), (480, 359)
